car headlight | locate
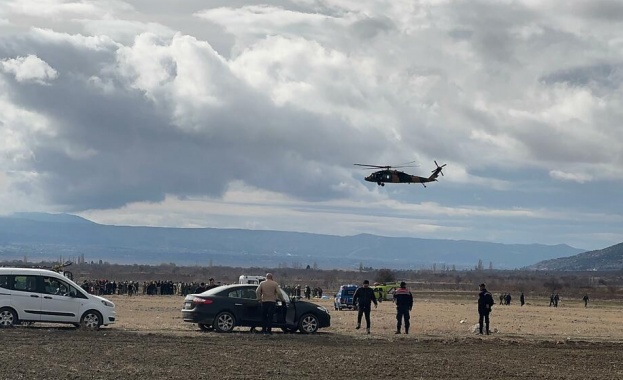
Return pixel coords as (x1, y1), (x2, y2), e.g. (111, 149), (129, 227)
(317, 306), (329, 314)
(101, 300), (115, 308)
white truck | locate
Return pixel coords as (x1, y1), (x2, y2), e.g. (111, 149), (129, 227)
(238, 275), (266, 285)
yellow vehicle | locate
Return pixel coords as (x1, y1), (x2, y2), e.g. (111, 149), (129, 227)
(372, 282), (400, 302)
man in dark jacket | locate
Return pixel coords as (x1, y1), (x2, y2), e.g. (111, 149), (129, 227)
(205, 278), (218, 291)
(195, 282), (208, 293)
(393, 281), (413, 334)
(353, 280), (378, 334)
(478, 283), (495, 335)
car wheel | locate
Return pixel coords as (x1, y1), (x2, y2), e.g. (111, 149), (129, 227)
(214, 312), (235, 333)
(80, 310), (103, 330)
(198, 323), (213, 332)
(298, 313), (319, 334)
(0, 307), (17, 328)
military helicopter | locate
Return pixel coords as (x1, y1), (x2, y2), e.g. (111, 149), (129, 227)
(354, 160), (446, 187)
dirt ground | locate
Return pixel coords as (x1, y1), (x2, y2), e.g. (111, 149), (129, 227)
(1, 293), (622, 379)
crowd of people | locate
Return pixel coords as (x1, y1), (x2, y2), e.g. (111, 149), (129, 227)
(79, 279), (222, 297)
(78, 278), (324, 300)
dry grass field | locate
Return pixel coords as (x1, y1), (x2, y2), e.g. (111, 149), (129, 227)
(1, 292), (622, 379)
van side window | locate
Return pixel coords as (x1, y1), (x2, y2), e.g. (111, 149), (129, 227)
(68, 284), (87, 299)
(42, 276), (74, 296)
(13, 275), (38, 292)
(0, 275), (9, 289)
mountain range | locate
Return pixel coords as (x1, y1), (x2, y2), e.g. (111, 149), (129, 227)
(527, 242), (623, 271)
(0, 212), (595, 269)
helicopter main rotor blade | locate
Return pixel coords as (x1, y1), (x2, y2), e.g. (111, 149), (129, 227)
(354, 163), (390, 169)
(395, 160), (419, 167)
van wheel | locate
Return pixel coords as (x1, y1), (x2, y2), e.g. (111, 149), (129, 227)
(214, 312), (235, 333)
(0, 308), (17, 328)
(80, 310), (103, 330)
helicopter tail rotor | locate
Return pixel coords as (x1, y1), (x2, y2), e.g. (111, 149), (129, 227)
(432, 161), (447, 177)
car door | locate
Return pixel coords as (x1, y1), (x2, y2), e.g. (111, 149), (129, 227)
(277, 289), (296, 328)
(228, 287), (261, 326)
(10, 275), (42, 322)
(39, 276), (82, 323)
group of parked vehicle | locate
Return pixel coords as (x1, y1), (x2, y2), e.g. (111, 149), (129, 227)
(2, 268), (407, 334)
(0, 268), (332, 334)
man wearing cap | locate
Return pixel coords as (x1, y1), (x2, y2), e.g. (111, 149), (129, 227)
(478, 283), (495, 335)
(393, 281), (413, 334)
(256, 273), (286, 335)
(353, 280), (378, 334)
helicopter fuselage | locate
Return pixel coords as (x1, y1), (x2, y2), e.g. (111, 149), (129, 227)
(365, 169), (436, 186)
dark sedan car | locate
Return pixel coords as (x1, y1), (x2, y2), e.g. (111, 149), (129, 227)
(182, 284), (330, 333)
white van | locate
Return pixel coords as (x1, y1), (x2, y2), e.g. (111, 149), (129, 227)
(238, 275), (266, 285)
(0, 268), (116, 329)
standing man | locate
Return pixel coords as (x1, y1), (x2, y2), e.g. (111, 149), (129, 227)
(256, 273), (286, 335)
(520, 291), (525, 307)
(478, 283), (495, 335)
(205, 278), (218, 290)
(353, 280), (378, 334)
(583, 294), (589, 307)
(393, 281), (413, 334)
(194, 282), (208, 293)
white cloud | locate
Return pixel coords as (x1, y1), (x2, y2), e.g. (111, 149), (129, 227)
(30, 28), (118, 50)
(6, 0), (132, 19)
(549, 170), (592, 183)
(0, 55), (58, 84)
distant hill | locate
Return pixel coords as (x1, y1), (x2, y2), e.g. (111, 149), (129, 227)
(0, 212), (584, 269)
(528, 242), (623, 271)
(9, 212), (94, 224)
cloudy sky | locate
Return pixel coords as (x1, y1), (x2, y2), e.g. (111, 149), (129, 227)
(1, 0), (622, 251)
